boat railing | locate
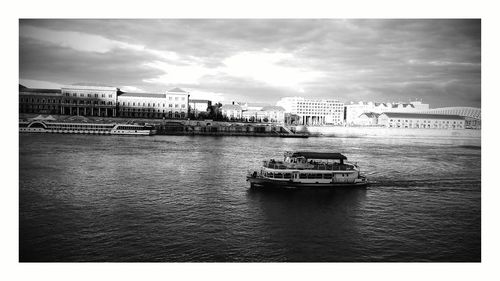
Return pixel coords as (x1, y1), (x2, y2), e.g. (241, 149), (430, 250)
(263, 161), (354, 171)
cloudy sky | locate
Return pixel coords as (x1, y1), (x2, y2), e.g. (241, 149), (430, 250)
(19, 19), (480, 107)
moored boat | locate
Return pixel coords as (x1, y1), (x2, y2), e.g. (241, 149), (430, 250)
(246, 151), (368, 189)
(19, 121), (156, 135)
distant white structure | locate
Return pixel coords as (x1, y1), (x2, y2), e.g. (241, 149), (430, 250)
(345, 100), (429, 125)
(220, 104), (243, 119)
(241, 106), (285, 123)
(276, 97), (344, 125)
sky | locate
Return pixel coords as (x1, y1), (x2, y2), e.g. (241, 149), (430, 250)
(19, 19), (481, 107)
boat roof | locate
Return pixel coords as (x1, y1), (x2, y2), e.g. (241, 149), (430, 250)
(291, 152), (347, 160)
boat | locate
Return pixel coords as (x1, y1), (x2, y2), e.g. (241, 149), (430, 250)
(19, 121), (156, 135)
(246, 151), (368, 189)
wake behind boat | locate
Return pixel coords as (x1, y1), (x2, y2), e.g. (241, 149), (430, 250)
(247, 151), (368, 189)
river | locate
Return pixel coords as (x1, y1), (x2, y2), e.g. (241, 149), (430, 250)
(19, 134), (481, 261)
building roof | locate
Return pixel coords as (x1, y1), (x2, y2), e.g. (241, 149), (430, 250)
(291, 152), (347, 160)
(261, 105), (285, 112)
(359, 112), (379, 118)
(119, 92), (166, 98)
(419, 107), (481, 119)
(189, 99), (211, 103)
(220, 104), (242, 110)
(168, 87), (187, 93)
(381, 112), (465, 120)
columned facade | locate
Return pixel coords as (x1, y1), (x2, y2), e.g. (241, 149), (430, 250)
(61, 84), (119, 117)
(277, 97), (344, 126)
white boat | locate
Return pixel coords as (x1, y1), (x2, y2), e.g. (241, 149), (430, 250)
(19, 121), (156, 135)
(246, 151), (368, 189)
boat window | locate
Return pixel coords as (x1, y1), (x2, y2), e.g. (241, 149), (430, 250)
(299, 173), (307, 179)
(324, 174), (332, 179)
(284, 173), (291, 179)
(266, 172), (274, 178)
(274, 173), (283, 179)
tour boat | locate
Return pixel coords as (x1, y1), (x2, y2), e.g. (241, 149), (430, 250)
(19, 121), (156, 135)
(246, 151), (368, 189)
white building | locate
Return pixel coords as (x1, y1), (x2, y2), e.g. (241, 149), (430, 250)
(276, 97), (344, 125)
(61, 84), (119, 117)
(378, 112), (465, 129)
(241, 106), (285, 123)
(345, 101), (429, 125)
(220, 104), (243, 119)
(117, 87), (190, 119)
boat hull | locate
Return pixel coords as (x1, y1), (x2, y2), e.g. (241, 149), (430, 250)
(246, 176), (368, 189)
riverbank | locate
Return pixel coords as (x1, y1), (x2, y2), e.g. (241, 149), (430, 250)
(298, 125), (481, 139)
(19, 114), (480, 139)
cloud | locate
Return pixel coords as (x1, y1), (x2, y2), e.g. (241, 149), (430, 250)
(19, 19), (481, 108)
(221, 52), (324, 90)
(120, 86), (146, 93)
(19, 79), (64, 89)
(143, 60), (218, 85)
(189, 90), (226, 103)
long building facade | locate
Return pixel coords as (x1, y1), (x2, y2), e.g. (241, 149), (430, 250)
(19, 84), (189, 119)
(276, 97), (344, 125)
(378, 112), (466, 129)
(19, 85), (62, 115)
(417, 107), (481, 129)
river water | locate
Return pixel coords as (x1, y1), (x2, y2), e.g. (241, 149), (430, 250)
(19, 134), (481, 262)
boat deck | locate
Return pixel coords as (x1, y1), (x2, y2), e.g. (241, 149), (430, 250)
(263, 160), (356, 171)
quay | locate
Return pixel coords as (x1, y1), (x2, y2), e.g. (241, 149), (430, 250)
(18, 114), (309, 138)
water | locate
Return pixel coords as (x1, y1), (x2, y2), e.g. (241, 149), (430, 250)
(19, 134), (481, 262)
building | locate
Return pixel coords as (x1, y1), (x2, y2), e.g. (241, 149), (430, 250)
(19, 85), (62, 115)
(20, 84), (190, 120)
(61, 84), (119, 117)
(357, 112), (380, 126)
(117, 88), (189, 119)
(345, 100), (430, 125)
(220, 104), (243, 120)
(189, 99), (212, 117)
(417, 107), (481, 129)
(240, 106), (286, 123)
(378, 112), (465, 129)
(276, 97), (344, 125)
(261, 106), (285, 123)
(117, 92), (170, 118)
(236, 102), (271, 111)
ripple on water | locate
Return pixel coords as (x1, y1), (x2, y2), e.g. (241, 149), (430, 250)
(19, 134), (481, 262)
